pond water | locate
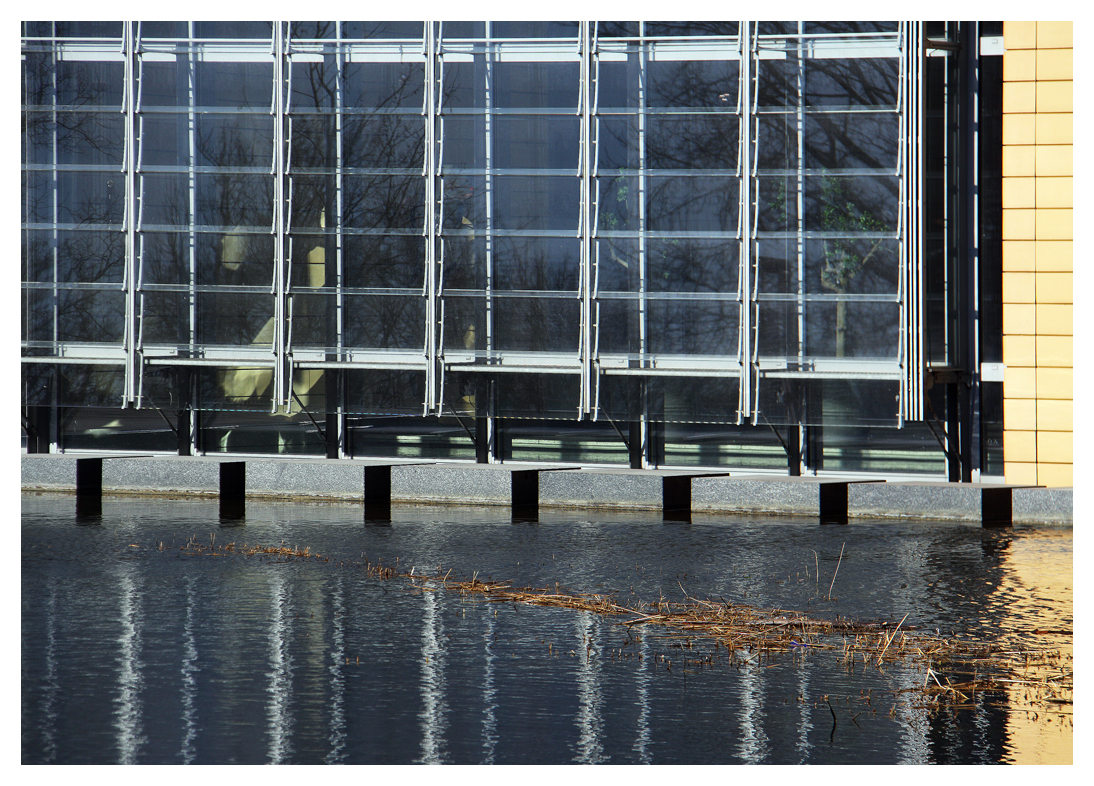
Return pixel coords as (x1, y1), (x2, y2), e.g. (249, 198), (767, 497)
(21, 493), (1072, 764)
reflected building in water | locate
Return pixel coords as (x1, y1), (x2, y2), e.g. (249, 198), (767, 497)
(20, 21), (1073, 488)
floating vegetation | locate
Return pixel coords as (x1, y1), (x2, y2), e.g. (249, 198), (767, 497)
(173, 535), (1072, 716)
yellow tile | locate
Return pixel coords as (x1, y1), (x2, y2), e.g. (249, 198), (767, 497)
(1035, 366), (1072, 399)
(1035, 145), (1072, 177)
(1004, 430), (1038, 462)
(1003, 114), (1037, 145)
(1035, 207), (1072, 240)
(1035, 303), (1072, 335)
(1002, 176), (1036, 207)
(1036, 21), (1072, 49)
(1003, 334), (1037, 366)
(1003, 398), (1037, 429)
(1035, 272), (1072, 305)
(1036, 431), (1072, 464)
(1035, 176), (1072, 208)
(1036, 399), (1073, 432)
(1003, 145), (1036, 176)
(1036, 48), (1072, 80)
(1003, 81), (1037, 113)
(1036, 81), (1072, 113)
(1037, 462), (1073, 488)
(1002, 208), (1036, 239)
(1036, 113), (1073, 145)
(1003, 271), (1037, 303)
(1035, 335), (1073, 366)
(1003, 240), (1037, 271)
(1004, 21), (1038, 49)
(1003, 303), (1037, 334)
(1004, 48), (1037, 81)
(1005, 366), (1037, 398)
(1004, 461), (1039, 485)
(1035, 240), (1072, 271)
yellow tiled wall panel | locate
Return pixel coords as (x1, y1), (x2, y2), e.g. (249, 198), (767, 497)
(1035, 272), (1073, 305)
(1036, 21), (1072, 48)
(1001, 20), (1071, 487)
(1002, 271), (1037, 303)
(1035, 176), (1072, 207)
(1004, 430), (1038, 462)
(1005, 366), (1037, 399)
(1034, 335), (1072, 366)
(1034, 240), (1071, 271)
(1034, 144), (1072, 176)
(1004, 462), (1039, 485)
(1036, 48), (1072, 80)
(1004, 21), (1038, 49)
(1036, 399), (1073, 432)
(1036, 431), (1072, 464)
(1003, 334), (1037, 366)
(1034, 367), (1071, 399)
(1034, 304), (1072, 335)
(1002, 240), (1036, 270)
(1034, 207), (1072, 239)
(1037, 463), (1073, 487)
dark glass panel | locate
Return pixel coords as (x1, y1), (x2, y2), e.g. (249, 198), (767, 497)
(438, 232), (485, 291)
(139, 21), (189, 38)
(23, 111), (124, 166)
(489, 22), (579, 39)
(141, 113), (273, 168)
(344, 234), (425, 289)
(597, 375), (740, 424)
(757, 378), (901, 427)
(138, 232), (192, 285)
(141, 290), (192, 346)
(439, 114), (485, 168)
(194, 60), (274, 109)
(344, 370), (426, 416)
(647, 59), (737, 108)
(803, 174), (898, 233)
(197, 291), (275, 346)
(755, 300), (899, 359)
(493, 61), (579, 109)
(754, 238), (900, 297)
(493, 372), (581, 420)
(54, 170), (126, 226)
(494, 297), (579, 352)
(595, 238), (738, 294)
(492, 236), (580, 291)
(195, 370), (274, 413)
(54, 59), (125, 106)
(493, 115), (580, 170)
(644, 22), (739, 37)
(53, 288), (126, 343)
(196, 173), (274, 229)
(646, 176), (738, 233)
(343, 61), (424, 109)
(206, 231), (275, 287)
(289, 21), (339, 39)
(441, 295), (485, 354)
(341, 294), (426, 350)
(493, 176), (580, 231)
(343, 114), (425, 168)
(60, 408), (178, 452)
(22, 230), (125, 284)
(192, 22), (273, 39)
(22, 364), (124, 408)
(342, 175), (425, 231)
(596, 21), (640, 37)
(139, 60), (190, 107)
(596, 297), (738, 356)
(24, 21), (123, 38)
(439, 22), (485, 39)
(804, 57), (898, 108)
(598, 113), (738, 171)
(341, 22), (424, 39)
(805, 22), (899, 35)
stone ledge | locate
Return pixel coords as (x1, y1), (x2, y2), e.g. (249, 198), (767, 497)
(691, 475), (882, 518)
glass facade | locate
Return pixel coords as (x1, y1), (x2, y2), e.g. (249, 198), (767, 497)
(23, 21), (996, 477)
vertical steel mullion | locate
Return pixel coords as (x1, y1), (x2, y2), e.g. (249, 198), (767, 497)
(425, 24), (439, 414)
(578, 21), (594, 415)
(272, 21), (288, 412)
(186, 24), (198, 362)
(739, 22), (753, 423)
(484, 28), (495, 368)
(122, 22), (139, 407)
(795, 24), (807, 369)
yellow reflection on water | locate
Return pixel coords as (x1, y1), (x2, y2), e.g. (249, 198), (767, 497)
(995, 530), (1073, 764)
